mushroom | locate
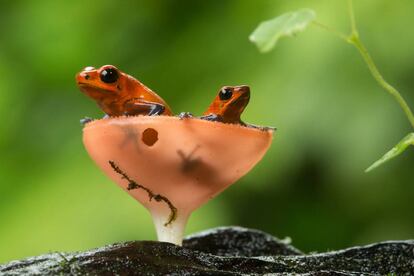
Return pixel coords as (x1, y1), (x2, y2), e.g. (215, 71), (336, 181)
(83, 116), (274, 245)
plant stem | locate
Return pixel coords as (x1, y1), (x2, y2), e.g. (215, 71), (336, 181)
(312, 0), (414, 129)
(346, 0), (414, 129)
(312, 21), (348, 41)
(347, 36), (414, 129)
(348, 0), (358, 37)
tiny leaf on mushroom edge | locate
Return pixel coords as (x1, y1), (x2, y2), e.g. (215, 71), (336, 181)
(365, 132), (414, 172)
(249, 9), (316, 53)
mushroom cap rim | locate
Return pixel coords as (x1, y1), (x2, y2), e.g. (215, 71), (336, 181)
(82, 115), (276, 133)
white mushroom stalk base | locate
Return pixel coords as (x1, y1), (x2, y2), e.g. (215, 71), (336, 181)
(151, 211), (189, 245)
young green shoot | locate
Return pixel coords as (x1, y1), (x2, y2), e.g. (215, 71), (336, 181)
(249, 0), (414, 171)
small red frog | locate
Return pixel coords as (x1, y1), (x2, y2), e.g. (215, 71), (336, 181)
(180, 85), (272, 130)
(76, 65), (172, 117)
(201, 85), (250, 125)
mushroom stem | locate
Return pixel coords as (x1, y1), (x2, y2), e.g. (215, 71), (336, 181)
(151, 210), (190, 246)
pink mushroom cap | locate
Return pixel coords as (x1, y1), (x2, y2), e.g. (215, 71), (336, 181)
(83, 116), (274, 244)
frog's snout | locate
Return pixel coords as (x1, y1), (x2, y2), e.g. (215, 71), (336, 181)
(235, 85), (250, 97)
(82, 72), (90, 80)
(76, 66), (96, 83)
(76, 72), (91, 83)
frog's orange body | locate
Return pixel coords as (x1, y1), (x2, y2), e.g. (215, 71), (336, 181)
(76, 65), (172, 117)
(203, 85), (250, 124)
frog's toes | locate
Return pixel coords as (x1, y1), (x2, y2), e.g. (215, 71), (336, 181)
(80, 117), (93, 125)
(199, 114), (222, 122)
(245, 122), (276, 131)
(178, 112), (194, 120)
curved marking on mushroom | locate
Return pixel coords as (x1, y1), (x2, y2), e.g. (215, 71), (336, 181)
(109, 160), (177, 226)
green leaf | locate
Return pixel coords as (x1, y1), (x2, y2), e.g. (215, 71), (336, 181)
(249, 9), (316, 53)
(365, 133), (414, 172)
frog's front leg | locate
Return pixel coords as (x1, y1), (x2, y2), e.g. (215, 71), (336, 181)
(124, 99), (166, 116)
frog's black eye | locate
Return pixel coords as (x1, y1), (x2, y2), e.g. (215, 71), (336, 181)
(100, 68), (119, 83)
(219, 87), (233, 101)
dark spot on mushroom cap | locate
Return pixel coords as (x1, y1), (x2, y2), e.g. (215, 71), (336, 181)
(142, 128), (158, 146)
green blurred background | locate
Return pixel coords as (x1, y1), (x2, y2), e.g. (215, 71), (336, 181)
(1, 0), (413, 263)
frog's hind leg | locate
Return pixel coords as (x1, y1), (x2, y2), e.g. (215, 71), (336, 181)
(148, 103), (165, 116)
(124, 99), (166, 116)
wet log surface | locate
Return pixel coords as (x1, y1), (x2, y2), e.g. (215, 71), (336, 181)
(1, 226), (413, 275)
